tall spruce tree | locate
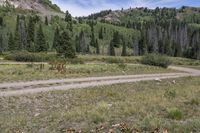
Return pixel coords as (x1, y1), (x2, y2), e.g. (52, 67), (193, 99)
(139, 29), (147, 55)
(121, 40), (127, 56)
(197, 41), (200, 60)
(0, 17), (3, 26)
(14, 27), (23, 50)
(8, 33), (15, 51)
(45, 16), (48, 25)
(65, 10), (72, 22)
(27, 16), (35, 43)
(99, 27), (103, 39)
(79, 30), (87, 53)
(109, 40), (115, 56)
(112, 31), (121, 48)
(14, 15), (23, 50)
(75, 35), (80, 53)
(90, 22), (96, 47)
(52, 27), (60, 51)
(0, 34), (3, 54)
(35, 24), (48, 52)
(174, 42), (182, 57)
(158, 40), (164, 54)
(164, 39), (172, 56)
(65, 11), (73, 32)
(96, 39), (100, 54)
(90, 32), (96, 47)
(58, 30), (75, 58)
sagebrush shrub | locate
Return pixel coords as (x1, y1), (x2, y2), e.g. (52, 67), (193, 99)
(141, 53), (172, 68)
(5, 51), (56, 62)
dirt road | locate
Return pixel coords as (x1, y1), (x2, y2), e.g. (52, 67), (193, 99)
(0, 66), (199, 97)
(0, 62), (48, 65)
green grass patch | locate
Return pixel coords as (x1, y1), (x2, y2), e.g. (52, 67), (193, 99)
(167, 107), (183, 120)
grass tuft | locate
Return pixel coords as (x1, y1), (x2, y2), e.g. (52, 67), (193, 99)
(167, 107), (183, 120)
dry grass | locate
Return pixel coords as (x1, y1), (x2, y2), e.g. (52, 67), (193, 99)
(78, 55), (200, 66)
(0, 64), (175, 82)
(0, 77), (200, 132)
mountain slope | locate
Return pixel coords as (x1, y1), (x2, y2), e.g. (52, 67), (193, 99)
(87, 6), (200, 25)
(0, 0), (62, 15)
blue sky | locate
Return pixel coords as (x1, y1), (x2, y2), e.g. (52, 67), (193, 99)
(52, 0), (200, 16)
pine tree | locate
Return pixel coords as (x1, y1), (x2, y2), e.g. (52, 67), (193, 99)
(27, 16), (35, 43)
(90, 22), (96, 47)
(58, 30), (76, 58)
(139, 29), (147, 55)
(14, 15), (23, 50)
(35, 24), (48, 52)
(86, 45), (90, 54)
(52, 27), (60, 50)
(75, 35), (80, 53)
(45, 16), (48, 25)
(112, 31), (121, 48)
(99, 27), (103, 39)
(158, 40), (164, 54)
(164, 39), (172, 56)
(109, 40), (115, 56)
(174, 42), (182, 57)
(96, 39), (100, 54)
(0, 17), (3, 26)
(16, 15), (20, 31)
(28, 42), (35, 52)
(65, 10), (72, 22)
(197, 41), (200, 60)
(8, 33), (15, 51)
(79, 30), (87, 53)
(90, 32), (96, 47)
(196, 29), (200, 60)
(121, 40), (127, 56)
(0, 34), (3, 54)
(67, 21), (73, 32)
(65, 11), (73, 32)
(14, 30), (23, 50)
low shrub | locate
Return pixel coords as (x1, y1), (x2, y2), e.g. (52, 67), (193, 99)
(141, 54), (172, 68)
(105, 57), (124, 64)
(118, 63), (127, 70)
(164, 89), (176, 99)
(167, 107), (183, 120)
(5, 51), (57, 62)
(67, 58), (85, 64)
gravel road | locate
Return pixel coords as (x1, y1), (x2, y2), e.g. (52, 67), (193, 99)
(0, 66), (199, 97)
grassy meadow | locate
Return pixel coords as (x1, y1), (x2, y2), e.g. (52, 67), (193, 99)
(0, 77), (200, 132)
(0, 63), (175, 82)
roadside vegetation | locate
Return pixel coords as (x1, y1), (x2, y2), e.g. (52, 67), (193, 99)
(2, 52), (200, 66)
(0, 77), (200, 132)
(141, 53), (172, 68)
(0, 63), (175, 82)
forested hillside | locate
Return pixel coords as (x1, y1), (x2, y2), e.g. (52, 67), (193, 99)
(85, 6), (200, 59)
(0, 4), (139, 57)
(0, 2), (200, 60)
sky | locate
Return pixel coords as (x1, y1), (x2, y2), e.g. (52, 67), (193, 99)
(52, 0), (200, 17)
